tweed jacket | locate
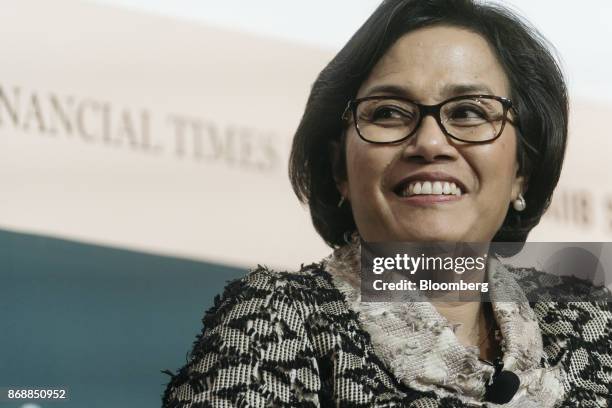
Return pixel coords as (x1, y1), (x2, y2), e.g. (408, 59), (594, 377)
(162, 243), (612, 407)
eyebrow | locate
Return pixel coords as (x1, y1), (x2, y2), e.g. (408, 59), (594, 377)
(441, 83), (496, 97)
(362, 83), (497, 99)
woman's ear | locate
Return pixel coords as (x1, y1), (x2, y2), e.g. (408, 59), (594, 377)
(330, 139), (349, 199)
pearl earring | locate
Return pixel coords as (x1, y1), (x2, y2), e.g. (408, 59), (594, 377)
(513, 193), (526, 211)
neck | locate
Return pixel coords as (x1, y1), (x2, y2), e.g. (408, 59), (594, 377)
(434, 301), (482, 337)
(433, 300), (498, 361)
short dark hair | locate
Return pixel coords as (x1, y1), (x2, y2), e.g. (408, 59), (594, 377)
(289, 0), (568, 248)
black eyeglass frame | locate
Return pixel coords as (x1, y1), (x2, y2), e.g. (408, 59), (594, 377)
(341, 94), (516, 145)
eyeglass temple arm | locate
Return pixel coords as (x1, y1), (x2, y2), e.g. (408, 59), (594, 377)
(506, 107), (541, 156)
(341, 101), (352, 121)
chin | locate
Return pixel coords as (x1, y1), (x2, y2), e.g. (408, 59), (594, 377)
(394, 222), (469, 242)
(403, 233), (466, 242)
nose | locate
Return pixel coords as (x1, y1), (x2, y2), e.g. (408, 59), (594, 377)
(401, 115), (458, 163)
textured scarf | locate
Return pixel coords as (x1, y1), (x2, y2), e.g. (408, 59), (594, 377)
(323, 238), (566, 407)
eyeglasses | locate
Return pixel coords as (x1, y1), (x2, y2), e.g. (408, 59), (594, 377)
(341, 94), (515, 144)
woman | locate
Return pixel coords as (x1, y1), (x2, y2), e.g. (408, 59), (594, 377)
(162, 0), (612, 406)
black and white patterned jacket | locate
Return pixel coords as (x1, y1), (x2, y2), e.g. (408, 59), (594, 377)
(162, 245), (612, 408)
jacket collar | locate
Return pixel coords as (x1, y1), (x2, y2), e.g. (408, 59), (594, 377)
(322, 237), (565, 407)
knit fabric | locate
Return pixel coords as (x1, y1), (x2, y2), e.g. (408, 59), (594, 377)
(325, 242), (566, 407)
(162, 243), (612, 407)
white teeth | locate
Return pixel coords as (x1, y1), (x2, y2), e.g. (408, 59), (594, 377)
(402, 180), (464, 197)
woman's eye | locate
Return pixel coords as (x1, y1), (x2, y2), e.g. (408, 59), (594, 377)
(371, 106), (412, 121)
(449, 106), (488, 121)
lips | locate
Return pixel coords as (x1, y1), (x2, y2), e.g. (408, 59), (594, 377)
(392, 171), (468, 198)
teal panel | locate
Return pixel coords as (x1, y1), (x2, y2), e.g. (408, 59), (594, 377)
(0, 229), (247, 408)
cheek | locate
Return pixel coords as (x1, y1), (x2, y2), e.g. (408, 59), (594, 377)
(345, 135), (389, 193)
(472, 134), (518, 198)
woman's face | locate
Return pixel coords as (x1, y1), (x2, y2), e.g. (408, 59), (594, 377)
(338, 25), (524, 243)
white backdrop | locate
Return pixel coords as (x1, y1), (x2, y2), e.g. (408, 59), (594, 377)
(1, 0), (611, 271)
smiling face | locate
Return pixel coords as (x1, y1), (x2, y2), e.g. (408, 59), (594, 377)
(337, 25), (524, 243)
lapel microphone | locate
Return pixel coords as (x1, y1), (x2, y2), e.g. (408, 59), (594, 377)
(483, 357), (520, 404)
